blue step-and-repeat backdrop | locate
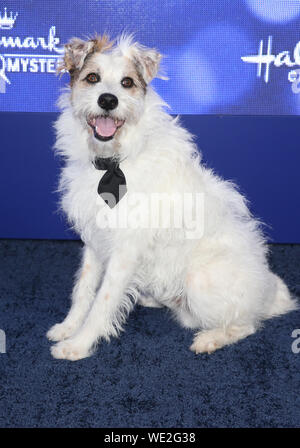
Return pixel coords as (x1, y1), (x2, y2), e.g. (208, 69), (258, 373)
(0, 0), (300, 241)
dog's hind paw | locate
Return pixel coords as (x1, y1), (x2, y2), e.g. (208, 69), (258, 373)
(190, 325), (255, 354)
(47, 322), (77, 342)
(190, 331), (223, 354)
(50, 339), (90, 361)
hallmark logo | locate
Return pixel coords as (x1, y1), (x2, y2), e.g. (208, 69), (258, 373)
(242, 36), (300, 93)
(0, 7), (18, 30)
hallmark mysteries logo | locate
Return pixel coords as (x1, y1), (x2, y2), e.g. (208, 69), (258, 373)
(0, 6), (64, 93)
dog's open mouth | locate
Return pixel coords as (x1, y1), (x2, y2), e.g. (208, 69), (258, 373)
(87, 116), (125, 141)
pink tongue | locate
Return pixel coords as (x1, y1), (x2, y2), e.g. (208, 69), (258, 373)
(95, 117), (117, 137)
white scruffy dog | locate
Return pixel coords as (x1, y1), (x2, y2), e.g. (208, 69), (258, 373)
(47, 34), (296, 360)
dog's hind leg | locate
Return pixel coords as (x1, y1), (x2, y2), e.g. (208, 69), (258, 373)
(47, 245), (102, 342)
(180, 252), (265, 353)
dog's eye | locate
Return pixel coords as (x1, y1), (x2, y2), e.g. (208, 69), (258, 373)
(85, 73), (100, 84)
(121, 77), (134, 88)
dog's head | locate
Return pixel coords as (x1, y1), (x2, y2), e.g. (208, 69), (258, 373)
(58, 34), (162, 144)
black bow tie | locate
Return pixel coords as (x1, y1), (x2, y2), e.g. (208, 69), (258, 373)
(93, 157), (127, 208)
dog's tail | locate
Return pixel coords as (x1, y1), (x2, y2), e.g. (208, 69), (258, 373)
(265, 273), (298, 318)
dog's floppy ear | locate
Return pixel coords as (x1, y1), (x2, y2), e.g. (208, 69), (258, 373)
(57, 38), (95, 76)
(119, 39), (162, 86)
(131, 45), (162, 85)
(57, 35), (112, 78)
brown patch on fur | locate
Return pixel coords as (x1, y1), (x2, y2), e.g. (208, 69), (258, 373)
(133, 58), (147, 92)
(80, 263), (91, 279)
(133, 61), (147, 92)
(104, 293), (110, 301)
(175, 296), (182, 306)
(123, 57), (147, 94)
(90, 33), (113, 53)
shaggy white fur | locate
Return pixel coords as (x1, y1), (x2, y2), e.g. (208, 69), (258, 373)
(47, 35), (297, 360)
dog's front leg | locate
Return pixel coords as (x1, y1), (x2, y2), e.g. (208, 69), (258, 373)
(47, 245), (102, 342)
(50, 240), (139, 360)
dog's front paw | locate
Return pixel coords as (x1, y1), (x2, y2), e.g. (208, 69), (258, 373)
(47, 322), (77, 342)
(50, 339), (91, 361)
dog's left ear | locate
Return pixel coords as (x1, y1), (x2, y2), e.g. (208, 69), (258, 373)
(131, 45), (162, 85)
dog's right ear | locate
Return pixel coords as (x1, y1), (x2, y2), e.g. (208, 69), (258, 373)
(57, 38), (95, 77)
(57, 35), (112, 80)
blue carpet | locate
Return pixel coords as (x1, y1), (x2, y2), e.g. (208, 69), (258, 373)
(0, 239), (299, 428)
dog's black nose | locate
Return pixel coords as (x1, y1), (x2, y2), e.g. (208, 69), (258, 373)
(98, 93), (118, 111)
